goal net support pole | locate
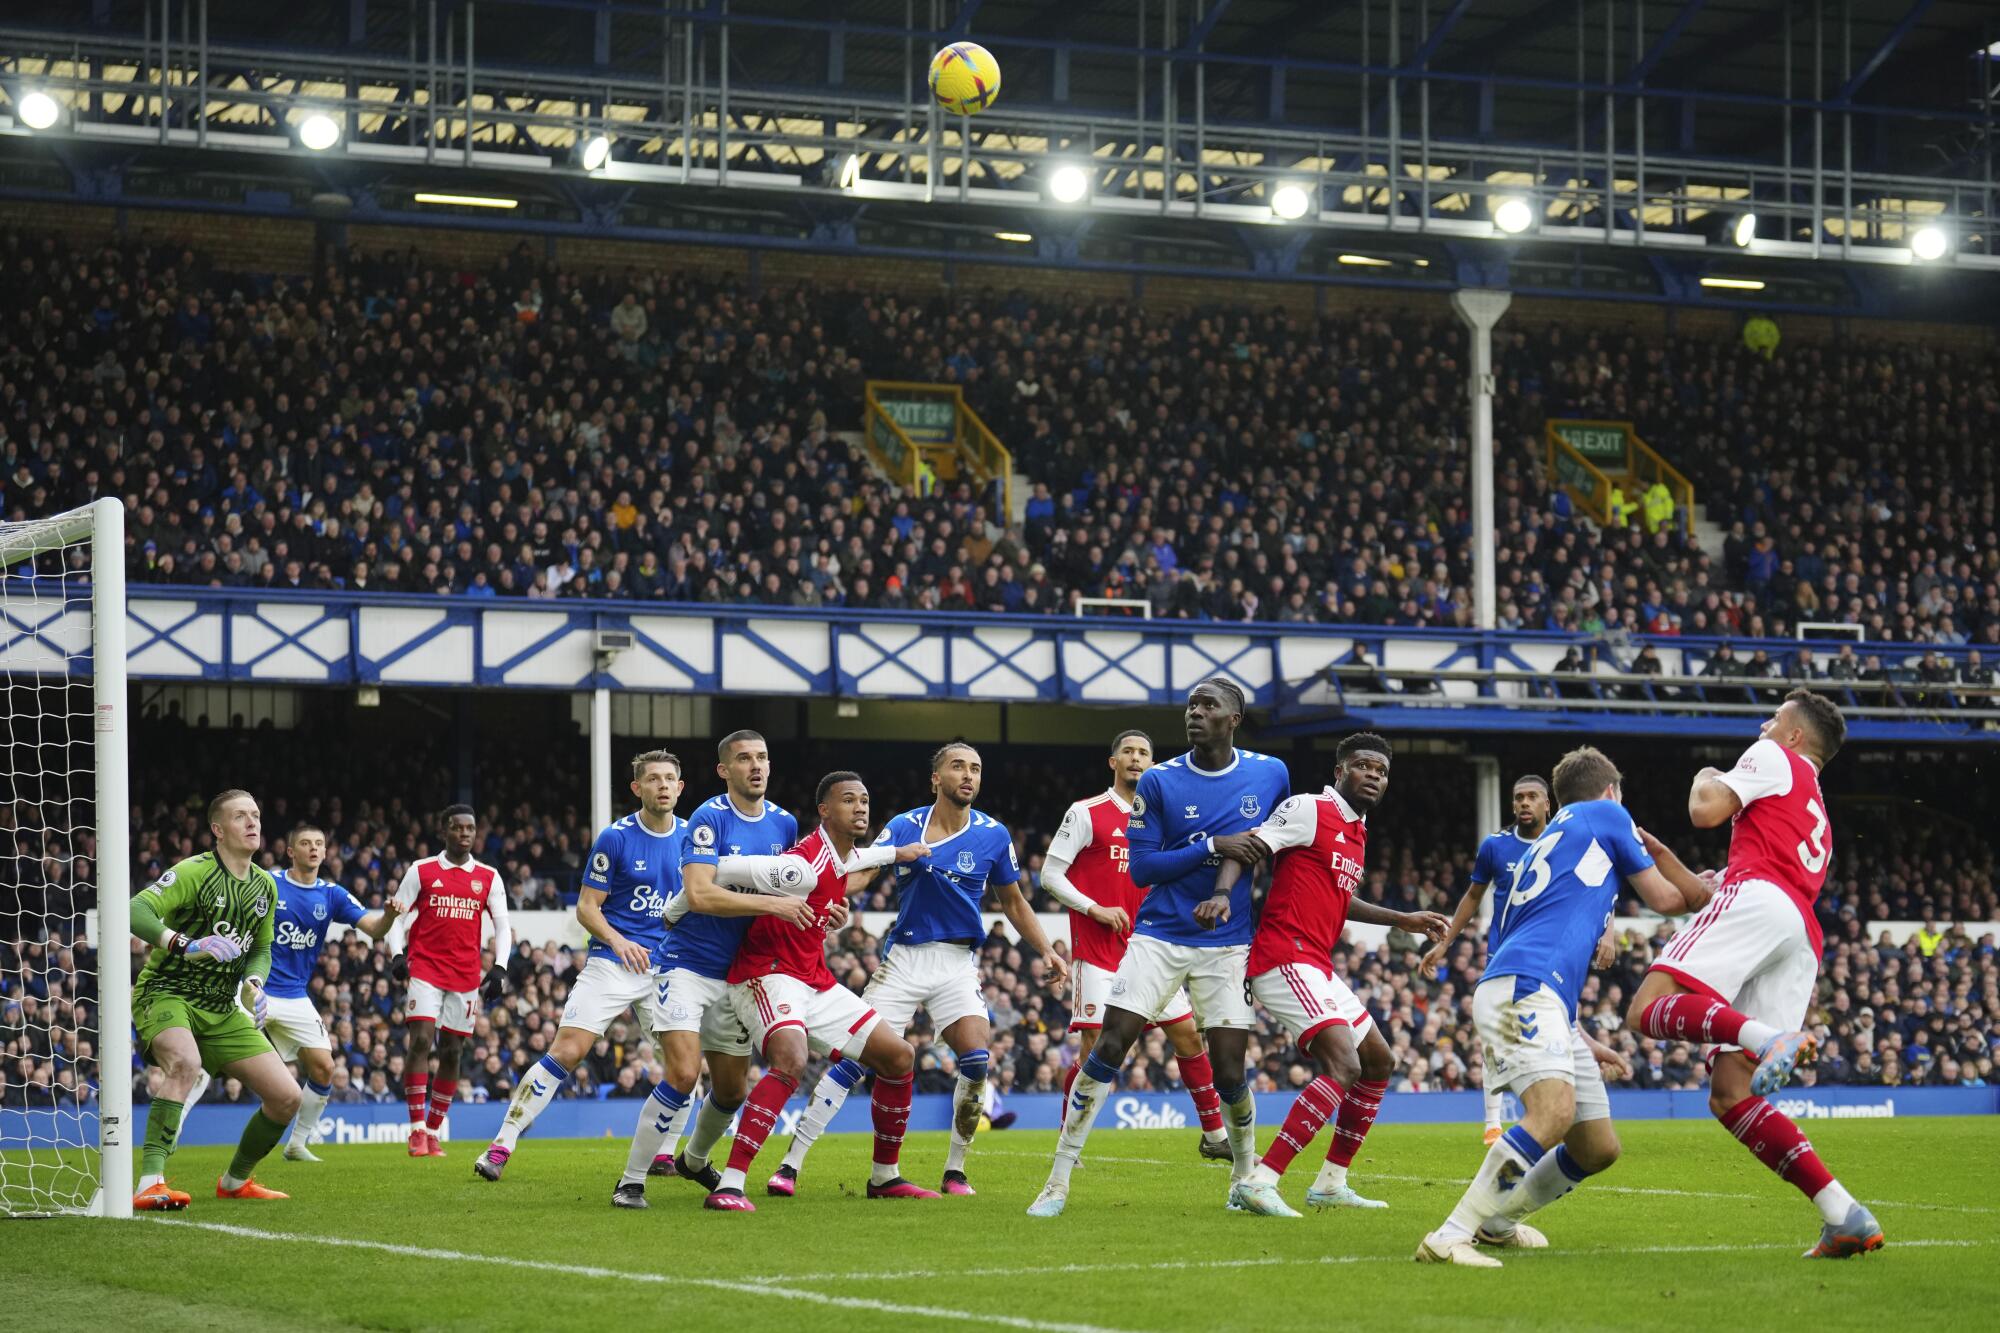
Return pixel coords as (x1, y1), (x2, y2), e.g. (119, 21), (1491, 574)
(92, 498), (131, 1218)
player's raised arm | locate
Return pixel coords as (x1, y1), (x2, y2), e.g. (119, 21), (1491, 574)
(1346, 896), (1452, 943)
(352, 885), (401, 942)
(684, 859), (818, 925)
(1687, 766), (1743, 828)
(1632, 827), (1715, 914)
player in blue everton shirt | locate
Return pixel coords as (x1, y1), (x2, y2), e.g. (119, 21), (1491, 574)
(1029, 677), (1289, 1218)
(776, 741), (1067, 1198)
(1418, 746), (1711, 1268)
(1424, 774), (1554, 1145)
(629, 730), (810, 1204)
(476, 749), (693, 1186)
(264, 822), (400, 1162)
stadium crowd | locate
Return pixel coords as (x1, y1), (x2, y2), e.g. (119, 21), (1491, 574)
(0, 226), (1995, 668)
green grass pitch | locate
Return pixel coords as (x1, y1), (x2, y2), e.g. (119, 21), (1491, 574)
(5, 1119), (1995, 1331)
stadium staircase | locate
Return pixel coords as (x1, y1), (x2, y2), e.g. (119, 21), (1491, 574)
(862, 381), (1018, 523)
(1544, 418), (1703, 547)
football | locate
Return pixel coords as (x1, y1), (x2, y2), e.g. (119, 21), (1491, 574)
(929, 42), (1001, 116)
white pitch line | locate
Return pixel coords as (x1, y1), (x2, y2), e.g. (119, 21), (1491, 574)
(975, 1150), (2000, 1215)
(151, 1218), (1154, 1333)
(750, 1237), (1992, 1287)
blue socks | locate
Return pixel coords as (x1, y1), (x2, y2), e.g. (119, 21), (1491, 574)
(1082, 1050), (1120, 1085)
(958, 1049), (990, 1083)
(827, 1058), (865, 1091)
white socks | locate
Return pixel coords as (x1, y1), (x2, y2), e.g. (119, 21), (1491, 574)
(619, 1083), (693, 1187)
(1222, 1089), (1257, 1180)
(781, 1068), (854, 1170)
(1482, 1085), (1506, 1130)
(493, 1055), (572, 1151)
(682, 1096), (736, 1166)
(1313, 1161), (1348, 1194)
(292, 1081), (331, 1148)
(1813, 1180), (1858, 1225)
(1440, 1126), (1546, 1242)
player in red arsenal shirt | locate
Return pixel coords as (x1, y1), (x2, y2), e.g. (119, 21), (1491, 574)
(703, 770), (939, 1211)
(1203, 732), (1449, 1217)
(1040, 729), (1229, 1158)
(388, 804), (512, 1158)
(1626, 690), (1883, 1258)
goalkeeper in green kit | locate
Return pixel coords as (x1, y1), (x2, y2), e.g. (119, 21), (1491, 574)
(130, 789), (301, 1209)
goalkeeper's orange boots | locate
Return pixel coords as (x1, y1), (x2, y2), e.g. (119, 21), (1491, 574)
(133, 1180), (192, 1211)
(216, 1176), (289, 1200)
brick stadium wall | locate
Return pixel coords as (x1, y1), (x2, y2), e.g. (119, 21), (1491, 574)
(1, 201), (1991, 350)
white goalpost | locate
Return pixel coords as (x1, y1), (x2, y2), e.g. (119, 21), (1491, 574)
(0, 498), (129, 1219)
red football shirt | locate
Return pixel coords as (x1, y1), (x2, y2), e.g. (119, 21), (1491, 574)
(1043, 790), (1140, 969)
(1715, 737), (1832, 953)
(726, 828), (847, 991)
(393, 854), (507, 992)
(1246, 787), (1370, 979)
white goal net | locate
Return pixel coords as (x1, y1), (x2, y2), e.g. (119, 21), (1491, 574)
(0, 499), (129, 1218)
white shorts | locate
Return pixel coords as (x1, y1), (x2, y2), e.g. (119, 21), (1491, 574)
(1107, 935), (1255, 1030)
(405, 976), (479, 1037)
(263, 993), (330, 1060)
(1472, 977), (1609, 1123)
(1652, 878), (1818, 1055)
(1069, 959), (1193, 1031)
(864, 941), (987, 1035)
(1250, 962), (1375, 1047)
(733, 974), (882, 1061)
(559, 956), (664, 1035)
(650, 967), (753, 1058)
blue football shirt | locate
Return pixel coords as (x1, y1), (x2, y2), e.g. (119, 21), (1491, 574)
(1128, 749), (1291, 947)
(267, 869), (368, 999)
(1470, 827), (1540, 953)
(876, 805), (1021, 950)
(657, 794), (798, 978)
(581, 812), (686, 964)
(1486, 799), (1654, 1016)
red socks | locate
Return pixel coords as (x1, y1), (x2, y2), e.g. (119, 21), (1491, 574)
(404, 1073), (429, 1127)
(1261, 1076), (1346, 1176)
(870, 1070), (914, 1166)
(1326, 1078), (1387, 1167)
(1638, 993), (1750, 1048)
(425, 1078), (457, 1131)
(725, 1070), (798, 1175)
(1719, 1096), (1835, 1200)
(1178, 1048), (1225, 1134)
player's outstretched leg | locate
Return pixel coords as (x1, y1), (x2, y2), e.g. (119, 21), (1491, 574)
(1308, 1031), (1392, 1209)
(479, 1053), (572, 1181)
(402, 1017), (434, 1157)
(774, 1057), (863, 1193)
(609, 1078), (693, 1208)
(216, 1051), (301, 1201)
(1709, 1055), (1881, 1258)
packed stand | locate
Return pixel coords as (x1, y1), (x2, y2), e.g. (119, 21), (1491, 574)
(5, 226), (1993, 656)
